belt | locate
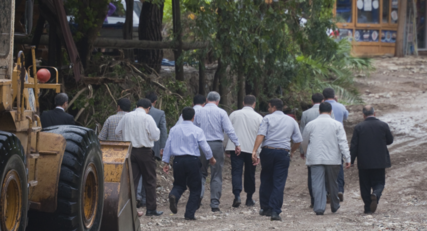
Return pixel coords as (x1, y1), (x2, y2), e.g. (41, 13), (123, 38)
(207, 140), (222, 142)
(263, 146), (290, 152)
(174, 155), (198, 158)
(133, 146), (151, 149)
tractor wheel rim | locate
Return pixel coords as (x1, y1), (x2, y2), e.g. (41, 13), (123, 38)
(82, 163), (99, 229)
(1, 170), (22, 231)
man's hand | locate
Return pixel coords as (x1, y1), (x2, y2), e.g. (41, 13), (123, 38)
(163, 164), (170, 173)
(252, 152), (260, 166)
(300, 153), (305, 160)
(344, 162), (351, 169)
(160, 149), (164, 157)
(209, 157), (217, 166)
(225, 151), (231, 158)
(235, 146), (241, 156)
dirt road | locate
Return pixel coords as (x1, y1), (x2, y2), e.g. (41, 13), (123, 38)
(138, 57), (427, 230)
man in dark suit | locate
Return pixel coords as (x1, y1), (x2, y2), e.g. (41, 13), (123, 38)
(350, 105), (393, 214)
(41, 93), (75, 128)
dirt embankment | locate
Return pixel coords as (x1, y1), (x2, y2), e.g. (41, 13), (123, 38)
(139, 56), (427, 230)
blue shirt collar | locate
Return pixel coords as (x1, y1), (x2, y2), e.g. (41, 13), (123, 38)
(182, 121), (193, 124)
(273, 110), (284, 115)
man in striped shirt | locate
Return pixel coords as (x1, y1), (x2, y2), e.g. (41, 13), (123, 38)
(194, 91), (241, 213)
(98, 98), (131, 141)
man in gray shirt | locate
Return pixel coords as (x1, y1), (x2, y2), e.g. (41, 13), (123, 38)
(299, 93), (334, 208)
(251, 98), (303, 221)
(301, 102), (351, 215)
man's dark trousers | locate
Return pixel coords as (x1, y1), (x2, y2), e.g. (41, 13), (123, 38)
(131, 147), (157, 211)
(170, 155), (202, 219)
(230, 151), (256, 199)
(358, 168), (385, 212)
(337, 161), (345, 193)
(307, 167), (314, 206)
(259, 148), (290, 214)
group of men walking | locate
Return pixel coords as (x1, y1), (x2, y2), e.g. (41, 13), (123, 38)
(93, 88), (394, 221)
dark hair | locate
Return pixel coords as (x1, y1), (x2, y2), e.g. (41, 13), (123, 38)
(244, 95), (256, 106)
(137, 99), (152, 109)
(319, 102), (332, 113)
(182, 107), (195, 120)
(145, 92), (158, 103)
(193, 94), (206, 105)
(311, 93), (324, 104)
(322, 88), (335, 99)
(117, 98), (131, 112)
(268, 98), (283, 110)
(55, 93), (68, 106)
(362, 105), (375, 116)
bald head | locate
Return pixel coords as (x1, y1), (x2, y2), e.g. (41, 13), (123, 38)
(363, 105), (375, 117)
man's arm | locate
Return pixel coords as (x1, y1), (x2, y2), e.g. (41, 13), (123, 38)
(251, 135), (265, 165)
(162, 134), (173, 164)
(384, 123), (394, 145)
(159, 112), (168, 149)
(98, 118), (110, 140)
(301, 127), (310, 158)
(343, 107), (349, 121)
(299, 112), (307, 154)
(291, 119), (303, 157)
(337, 124), (351, 168)
(350, 126), (359, 165)
(221, 111), (240, 147)
(146, 117), (160, 141)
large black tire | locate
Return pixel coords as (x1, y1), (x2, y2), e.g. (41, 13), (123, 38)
(28, 125), (104, 231)
(0, 131), (28, 231)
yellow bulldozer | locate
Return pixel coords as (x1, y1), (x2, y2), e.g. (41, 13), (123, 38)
(0, 1), (141, 231)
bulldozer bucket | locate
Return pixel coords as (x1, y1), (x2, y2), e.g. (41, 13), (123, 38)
(100, 141), (141, 231)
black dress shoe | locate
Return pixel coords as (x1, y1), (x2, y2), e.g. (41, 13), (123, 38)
(232, 196), (241, 208)
(259, 209), (272, 216)
(137, 200), (142, 208)
(271, 211), (282, 221)
(185, 217), (196, 220)
(309, 204), (314, 208)
(246, 199), (255, 207)
(332, 205), (340, 213)
(211, 208), (222, 213)
(338, 192), (344, 202)
(316, 212), (324, 215)
(364, 210), (373, 214)
(169, 195), (178, 214)
(146, 210), (163, 216)
(370, 194), (378, 213)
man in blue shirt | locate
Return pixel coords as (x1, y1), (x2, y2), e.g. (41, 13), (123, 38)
(252, 98), (303, 221)
(163, 107), (216, 220)
(194, 91), (241, 213)
(323, 88), (349, 202)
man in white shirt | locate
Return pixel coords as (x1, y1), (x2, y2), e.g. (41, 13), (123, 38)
(225, 95), (262, 208)
(115, 98), (163, 217)
(301, 102), (351, 215)
(175, 94), (206, 125)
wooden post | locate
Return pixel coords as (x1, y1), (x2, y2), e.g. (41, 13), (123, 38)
(395, 0), (407, 57)
(123, 0), (134, 61)
(172, 0), (184, 81)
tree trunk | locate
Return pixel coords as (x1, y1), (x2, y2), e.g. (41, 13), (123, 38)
(74, 0), (107, 69)
(172, 0), (184, 81)
(123, 0), (134, 61)
(199, 55), (206, 95)
(138, 2), (164, 73)
(237, 58), (245, 109)
(395, 0), (407, 57)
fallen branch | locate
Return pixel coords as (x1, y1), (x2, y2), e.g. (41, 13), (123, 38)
(81, 77), (126, 85)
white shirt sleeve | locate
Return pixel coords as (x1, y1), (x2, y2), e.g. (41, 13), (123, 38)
(146, 116), (161, 142)
(336, 123), (351, 163)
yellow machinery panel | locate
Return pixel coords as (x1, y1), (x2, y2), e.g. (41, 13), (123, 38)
(100, 141), (141, 231)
